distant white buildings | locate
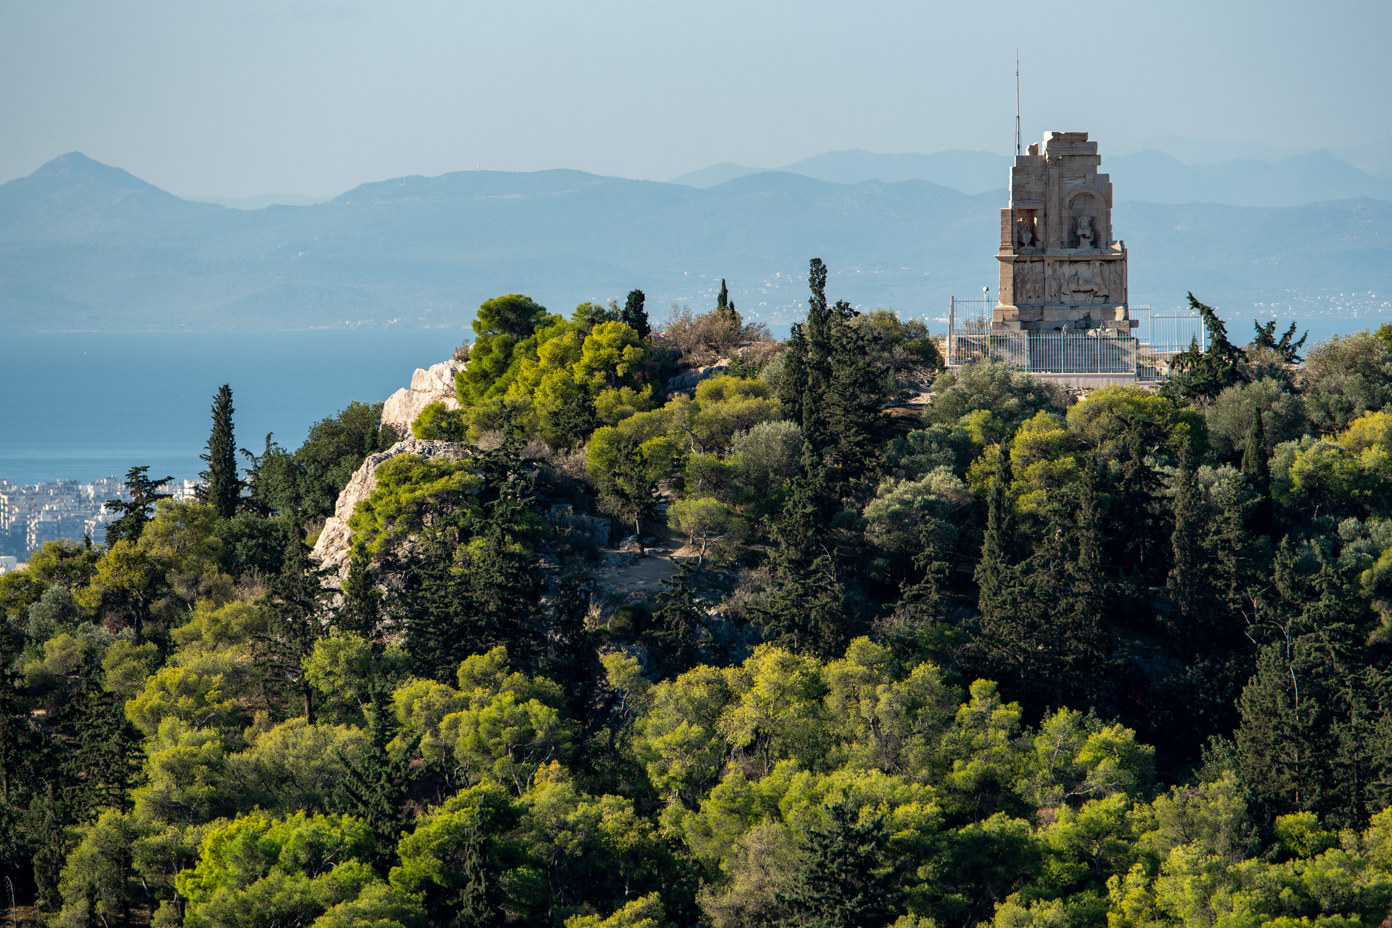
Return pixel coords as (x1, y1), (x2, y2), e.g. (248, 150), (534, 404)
(0, 476), (201, 560)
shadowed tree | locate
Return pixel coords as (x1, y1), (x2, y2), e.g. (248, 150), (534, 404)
(198, 384), (241, 518)
(1242, 411), (1273, 536)
(772, 803), (903, 928)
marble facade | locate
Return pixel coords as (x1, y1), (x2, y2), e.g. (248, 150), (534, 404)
(993, 131), (1136, 333)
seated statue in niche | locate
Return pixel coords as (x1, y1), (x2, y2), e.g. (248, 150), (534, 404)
(1016, 218), (1036, 248)
(1075, 215), (1094, 249)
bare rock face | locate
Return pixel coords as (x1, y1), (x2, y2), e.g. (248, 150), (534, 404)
(380, 357), (467, 436)
(311, 439), (472, 583)
(664, 360), (728, 395)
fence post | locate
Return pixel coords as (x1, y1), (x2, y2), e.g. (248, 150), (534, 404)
(948, 297), (956, 365)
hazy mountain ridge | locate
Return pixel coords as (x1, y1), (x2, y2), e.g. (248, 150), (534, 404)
(673, 146), (1392, 206)
(0, 153), (1388, 332)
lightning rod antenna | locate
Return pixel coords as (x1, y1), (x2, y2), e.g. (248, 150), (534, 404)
(1015, 50), (1022, 156)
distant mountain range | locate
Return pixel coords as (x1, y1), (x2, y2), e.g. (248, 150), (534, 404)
(0, 152), (1389, 333)
(671, 147), (1392, 206)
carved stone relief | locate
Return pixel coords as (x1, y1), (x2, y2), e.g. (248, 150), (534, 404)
(1103, 262), (1124, 301)
(1066, 261), (1104, 302)
(1013, 262), (1044, 303)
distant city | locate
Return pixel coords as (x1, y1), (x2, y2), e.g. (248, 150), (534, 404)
(0, 476), (200, 566)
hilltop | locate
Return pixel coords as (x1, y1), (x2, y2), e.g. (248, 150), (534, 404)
(5, 283), (1392, 926)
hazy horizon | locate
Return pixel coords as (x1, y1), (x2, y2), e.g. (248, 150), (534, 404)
(4, 1), (1390, 200)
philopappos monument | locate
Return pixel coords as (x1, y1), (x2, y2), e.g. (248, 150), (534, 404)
(993, 131), (1135, 333)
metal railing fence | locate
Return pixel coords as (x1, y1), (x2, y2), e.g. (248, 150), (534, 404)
(945, 297), (1205, 378)
(947, 331), (1140, 373)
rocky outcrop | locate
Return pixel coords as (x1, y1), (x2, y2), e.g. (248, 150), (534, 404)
(664, 360), (728, 394)
(311, 438), (472, 582)
(380, 357), (467, 436)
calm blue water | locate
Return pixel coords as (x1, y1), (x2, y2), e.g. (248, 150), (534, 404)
(0, 330), (467, 485)
(0, 315), (1378, 487)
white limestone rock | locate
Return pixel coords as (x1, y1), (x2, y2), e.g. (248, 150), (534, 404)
(311, 438), (472, 583)
(380, 357), (467, 437)
(664, 361), (728, 394)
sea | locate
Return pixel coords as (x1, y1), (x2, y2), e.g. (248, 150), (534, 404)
(0, 329), (468, 486)
(0, 313), (1380, 488)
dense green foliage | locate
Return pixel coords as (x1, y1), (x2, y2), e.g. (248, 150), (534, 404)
(7, 266), (1392, 928)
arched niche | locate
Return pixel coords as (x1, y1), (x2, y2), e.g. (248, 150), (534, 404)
(1064, 189), (1108, 249)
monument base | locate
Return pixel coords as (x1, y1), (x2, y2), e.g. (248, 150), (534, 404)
(993, 301), (1138, 334)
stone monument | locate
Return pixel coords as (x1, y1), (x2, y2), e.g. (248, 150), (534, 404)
(993, 131), (1135, 333)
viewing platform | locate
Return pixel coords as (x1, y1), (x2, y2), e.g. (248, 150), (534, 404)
(946, 297), (1205, 387)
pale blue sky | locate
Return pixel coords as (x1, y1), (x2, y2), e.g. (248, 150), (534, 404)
(2, 0), (1389, 198)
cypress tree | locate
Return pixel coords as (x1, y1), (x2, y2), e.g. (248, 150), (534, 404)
(1167, 441), (1208, 651)
(29, 786), (67, 912)
(198, 384), (241, 518)
(401, 537), (479, 682)
(824, 298), (884, 478)
(1072, 460), (1106, 620)
(621, 288), (650, 340)
(714, 278), (742, 344)
(1235, 545), (1381, 826)
(784, 259), (885, 484)
(975, 449), (1015, 628)
(778, 324), (810, 431)
(1242, 411), (1273, 536)
(801, 260), (834, 454)
(1059, 460), (1110, 695)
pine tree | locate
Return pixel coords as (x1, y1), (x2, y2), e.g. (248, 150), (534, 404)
(335, 684), (420, 872)
(102, 465), (172, 547)
(261, 532), (330, 721)
(1252, 318), (1308, 363)
(772, 803), (902, 928)
(1235, 543), (1379, 826)
(1160, 293), (1245, 404)
(338, 552), (383, 641)
(650, 561), (703, 674)
(61, 683), (142, 819)
(751, 469), (852, 656)
(198, 384), (241, 518)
